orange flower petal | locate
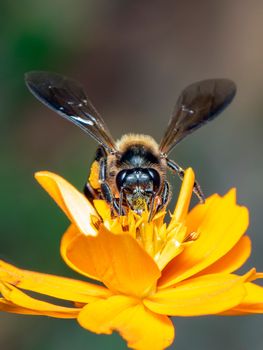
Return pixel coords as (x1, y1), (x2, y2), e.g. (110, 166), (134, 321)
(195, 235), (251, 276)
(144, 273), (246, 316)
(93, 200), (111, 221)
(64, 225), (161, 297)
(0, 298), (77, 318)
(0, 282), (80, 318)
(78, 295), (174, 350)
(60, 224), (96, 278)
(0, 260), (111, 303)
(221, 282), (263, 315)
(35, 171), (98, 236)
(159, 189), (249, 288)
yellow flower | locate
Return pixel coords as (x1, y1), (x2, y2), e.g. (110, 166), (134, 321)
(1, 168), (263, 350)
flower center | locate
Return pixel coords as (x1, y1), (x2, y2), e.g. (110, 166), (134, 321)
(92, 200), (198, 270)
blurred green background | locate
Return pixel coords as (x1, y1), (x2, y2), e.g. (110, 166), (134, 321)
(1, 1), (263, 349)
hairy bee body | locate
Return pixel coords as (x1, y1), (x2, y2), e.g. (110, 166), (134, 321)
(86, 134), (168, 215)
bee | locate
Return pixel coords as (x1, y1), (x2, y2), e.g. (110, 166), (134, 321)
(25, 71), (236, 219)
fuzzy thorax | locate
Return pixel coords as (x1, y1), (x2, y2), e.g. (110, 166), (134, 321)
(116, 134), (159, 155)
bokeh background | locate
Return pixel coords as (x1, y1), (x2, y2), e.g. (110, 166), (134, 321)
(1, 1), (263, 349)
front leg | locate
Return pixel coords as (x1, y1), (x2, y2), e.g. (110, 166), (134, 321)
(84, 146), (108, 202)
(157, 180), (170, 212)
(148, 181), (170, 222)
(99, 157), (125, 215)
(167, 158), (205, 203)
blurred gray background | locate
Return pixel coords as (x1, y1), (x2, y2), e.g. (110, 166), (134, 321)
(0, 0), (263, 349)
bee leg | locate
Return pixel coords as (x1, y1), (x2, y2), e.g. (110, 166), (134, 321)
(148, 193), (157, 222)
(95, 146), (107, 161)
(157, 181), (170, 212)
(166, 159), (205, 203)
(100, 182), (120, 215)
(118, 188), (125, 216)
(84, 146), (108, 202)
(99, 157), (125, 216)
(84, 182), (100, 202)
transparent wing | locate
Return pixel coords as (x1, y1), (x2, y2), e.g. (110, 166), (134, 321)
(159, 79), (236, 155)
(25, 71), (116, 153)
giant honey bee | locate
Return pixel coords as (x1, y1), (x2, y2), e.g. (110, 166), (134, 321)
(25, 72), (236, 219)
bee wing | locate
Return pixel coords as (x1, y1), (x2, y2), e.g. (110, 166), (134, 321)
(159, 79), (236, 155)
(25, 71), (116, 153)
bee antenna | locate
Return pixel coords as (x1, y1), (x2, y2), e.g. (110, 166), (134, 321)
(118, 188), (124, 216)
(148, 193), (157, 222)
